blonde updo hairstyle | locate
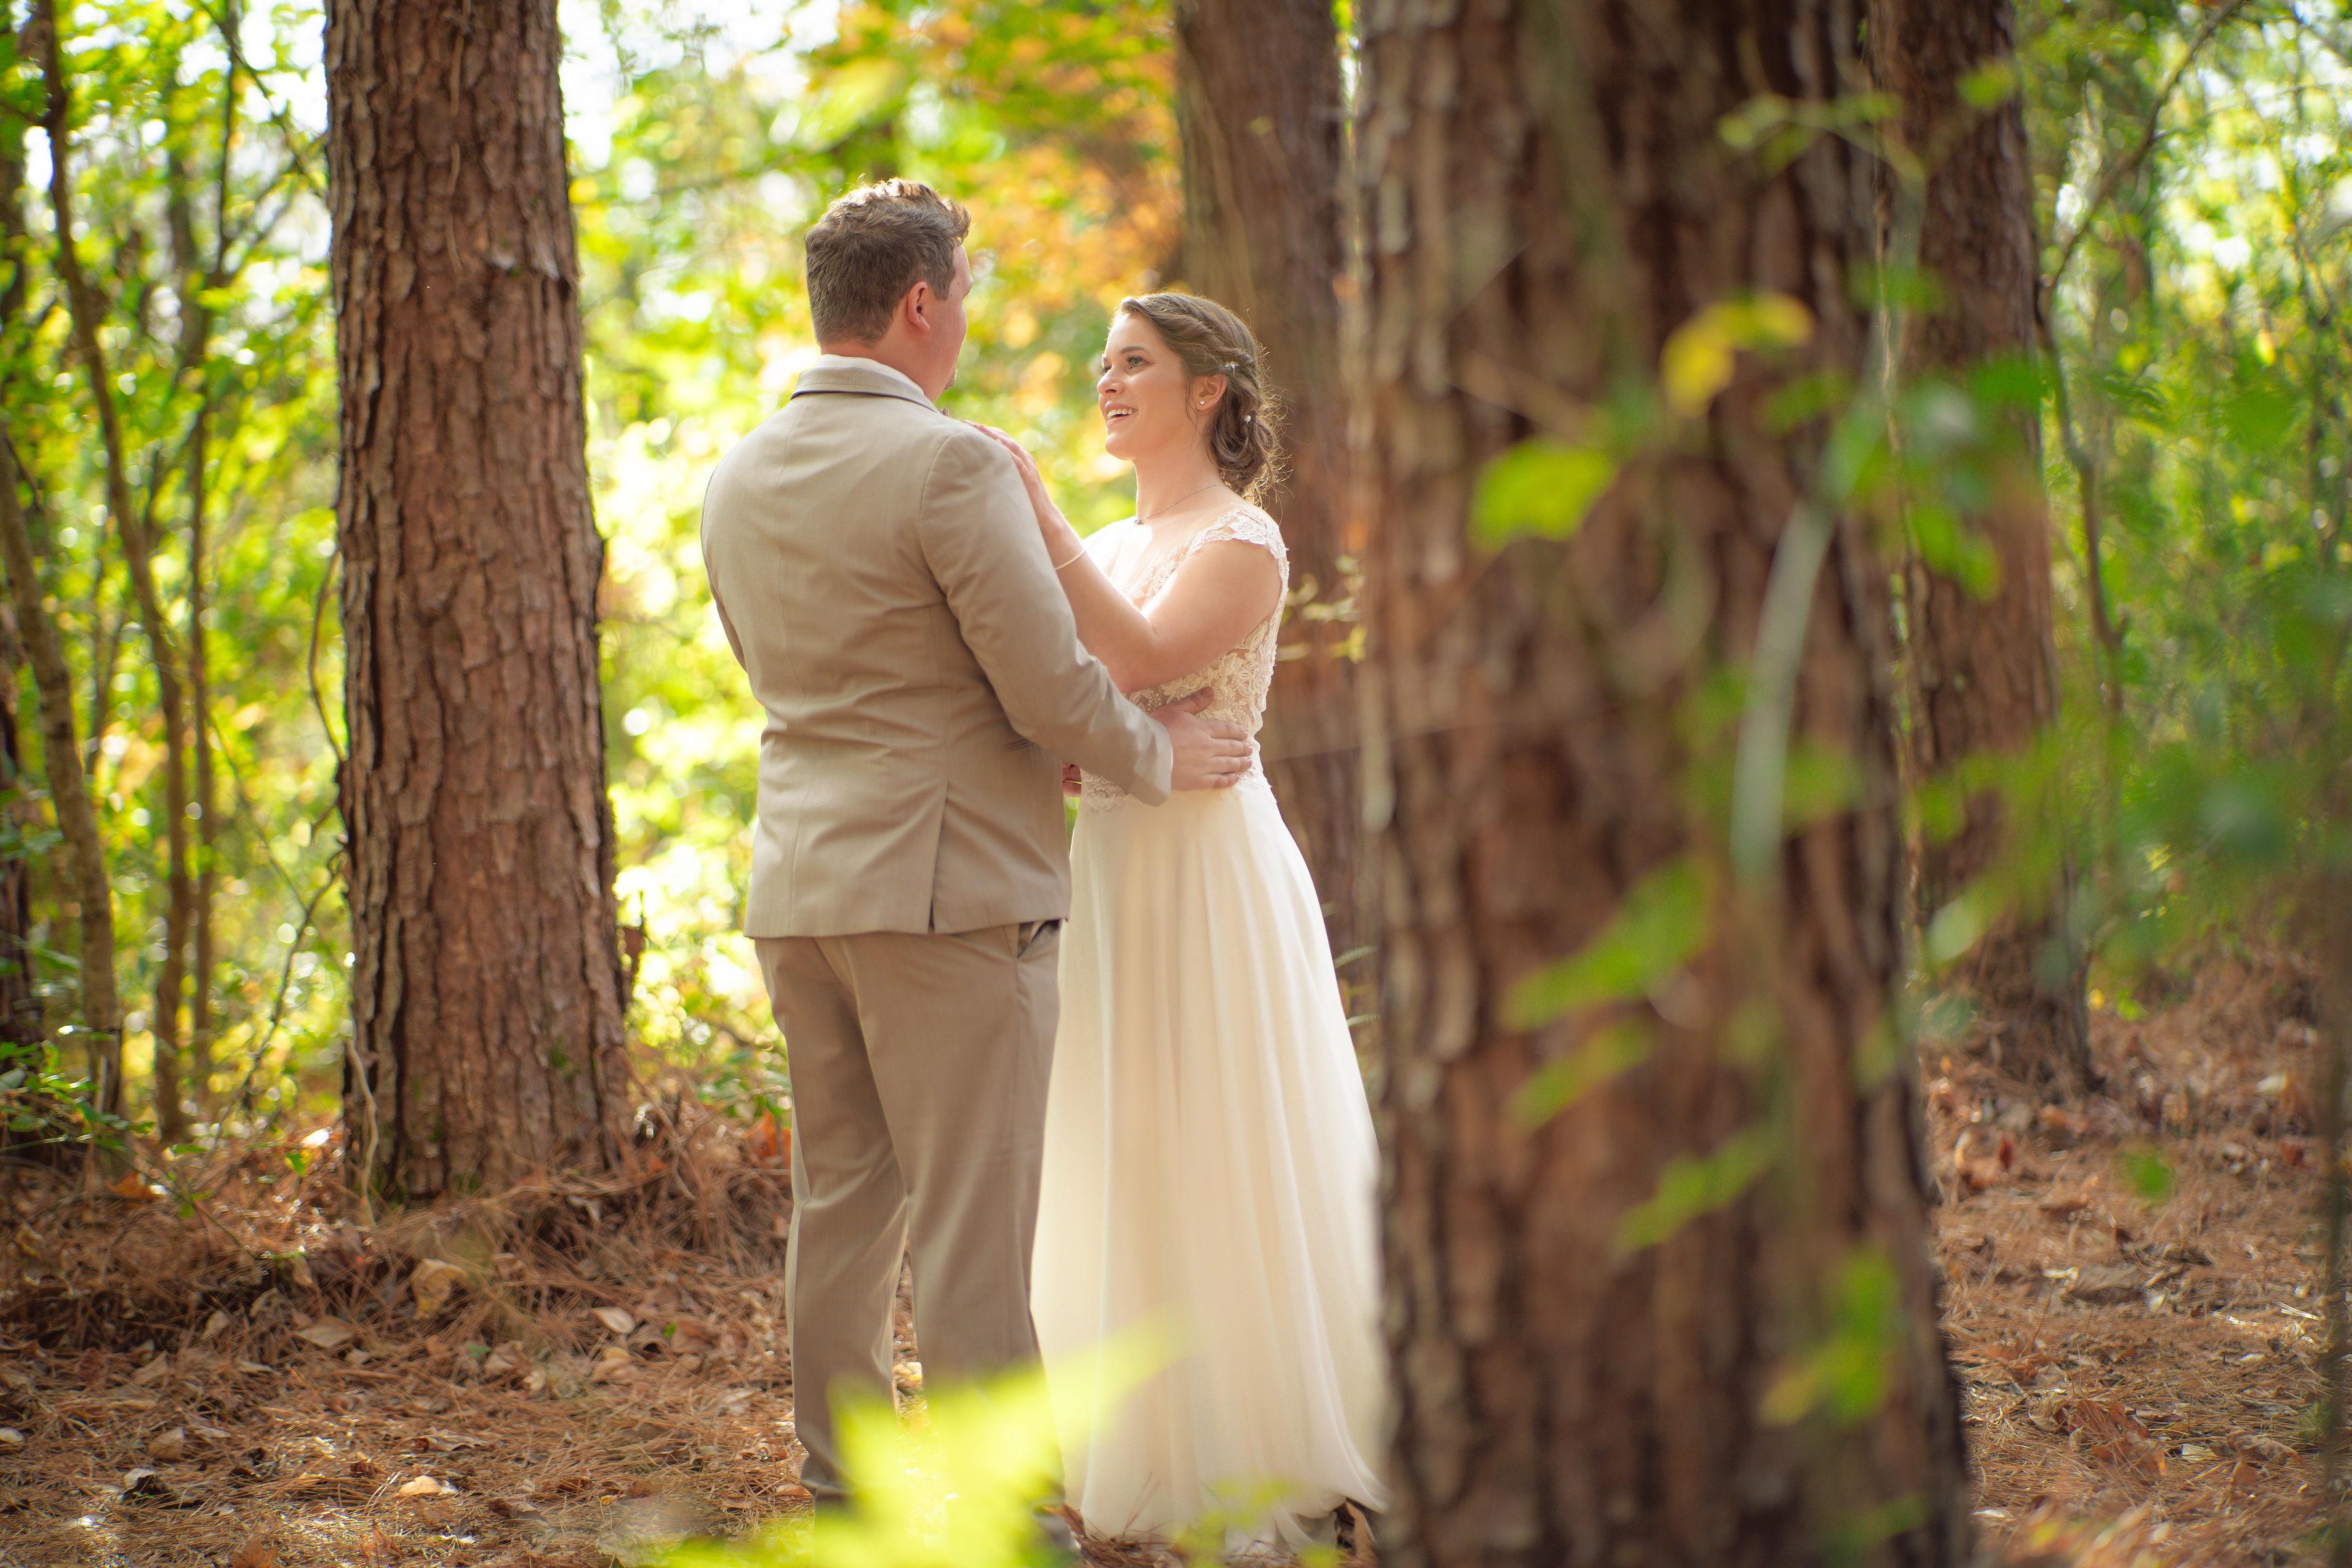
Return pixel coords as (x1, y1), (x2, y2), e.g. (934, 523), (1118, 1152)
(1116, 291), (1284, 504)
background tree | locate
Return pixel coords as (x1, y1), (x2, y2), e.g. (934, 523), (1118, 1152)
(0, 605), (31, 1048)
(1871, 0), (2091, 1096)
(325, 0), (631, 1196)
(1171, 0), (1361, 945)
(1356, 0), (1969, 1560)
(34, 0), (197, 1137)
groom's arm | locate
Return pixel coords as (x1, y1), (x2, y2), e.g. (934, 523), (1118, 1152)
(915, 425), (1175, 804)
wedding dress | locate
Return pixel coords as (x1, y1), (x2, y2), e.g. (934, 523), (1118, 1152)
(1031, 506), (1390, 1550)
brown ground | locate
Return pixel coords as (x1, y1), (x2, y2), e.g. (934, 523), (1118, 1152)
(0, 955), (2332, 1566)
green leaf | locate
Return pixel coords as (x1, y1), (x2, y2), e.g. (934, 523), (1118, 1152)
(2119, 1145), (2174, 1204)
(1958, 59), (2019, 110)
(2221, 384), (2296, 449)
(1469, 440), (1617, 548)
(1661, 295), (1814, 417)
(1504, 859), (1709, 1028)
(1509, 1021), (1652, 1129)
(1614, 1125), (1774, 1254)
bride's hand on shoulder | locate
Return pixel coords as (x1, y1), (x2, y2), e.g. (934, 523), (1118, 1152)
(968, 421), (1054, 524)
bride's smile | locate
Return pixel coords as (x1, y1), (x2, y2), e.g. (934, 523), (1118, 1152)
(1095, 314), (1205, 465)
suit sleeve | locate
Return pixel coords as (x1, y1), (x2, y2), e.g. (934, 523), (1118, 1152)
(915, 427), (1175, 804)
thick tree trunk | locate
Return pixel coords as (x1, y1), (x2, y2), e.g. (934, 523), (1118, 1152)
(1173, 0), (1363, 951)
(1357, 2), (1970, 1563)
(1873, 0), (2090, 1096)
(326, 0), (630, 1198)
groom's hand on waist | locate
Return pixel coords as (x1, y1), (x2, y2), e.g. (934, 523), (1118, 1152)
(1158, 688), (1253, 791)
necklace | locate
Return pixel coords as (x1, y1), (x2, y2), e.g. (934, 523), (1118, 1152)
(1135, 478), (1224, 525)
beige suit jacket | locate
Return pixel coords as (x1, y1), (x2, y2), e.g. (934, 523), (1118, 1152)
(700, 359), (1172, 937)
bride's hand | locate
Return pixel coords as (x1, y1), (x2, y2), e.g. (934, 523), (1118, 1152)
(968, 423), (1055, 530)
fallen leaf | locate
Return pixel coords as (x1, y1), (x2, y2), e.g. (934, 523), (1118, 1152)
(148, 1427), (186, 1462)
(397, 1475), (453, 1497)
(120, 1468), (174, 1502)
(0, 1429), (22, 1449)
(2038, 1190), (2091, 1218)
(589, 1345), (635, 1384)
(410, 1258), (466, 1318)
(2070, 1399), (2164, 1479)
(235, 1360), (274, 1375)
(296, 1318), (358, 1352)
(110, 1171), (157, 1201)
(129, 1355), (172, 1387)
(592, 1306), (636, 1336)
(227, 1532), (282, 1568)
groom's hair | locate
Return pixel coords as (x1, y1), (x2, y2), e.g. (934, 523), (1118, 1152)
(805, 180), (972, 344)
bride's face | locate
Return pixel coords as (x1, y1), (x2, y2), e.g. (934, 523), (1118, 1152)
(1096, 313), (1206, 467)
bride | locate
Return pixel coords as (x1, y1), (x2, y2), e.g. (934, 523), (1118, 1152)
(975, 291), (1390, 1550)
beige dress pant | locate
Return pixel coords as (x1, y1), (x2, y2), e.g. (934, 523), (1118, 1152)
(755, 919), (1063, 1503)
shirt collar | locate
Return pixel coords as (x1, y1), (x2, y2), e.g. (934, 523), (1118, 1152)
(806, 353), (932, 404)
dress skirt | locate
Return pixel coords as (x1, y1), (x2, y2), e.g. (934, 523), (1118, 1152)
(1032, 772), (1390, 1548)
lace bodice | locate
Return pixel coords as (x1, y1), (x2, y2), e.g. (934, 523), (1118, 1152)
(1081, 507), (1288, 811)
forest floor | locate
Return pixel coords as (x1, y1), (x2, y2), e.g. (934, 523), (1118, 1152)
(0, 951), (2330, 1567)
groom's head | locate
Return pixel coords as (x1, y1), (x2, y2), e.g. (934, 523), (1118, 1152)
(806, 180), (973, 401)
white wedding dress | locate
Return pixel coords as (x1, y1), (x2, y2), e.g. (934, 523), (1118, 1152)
(1032, 506), (1391, 1551)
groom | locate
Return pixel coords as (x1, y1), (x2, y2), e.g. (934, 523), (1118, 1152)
(699, 179), (1254, 1505)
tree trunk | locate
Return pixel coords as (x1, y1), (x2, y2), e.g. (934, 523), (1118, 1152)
(326, 0), (630, 1198)
(0, 451), (118, 1102)
(1357, 2), (1970, 1563)
(1873, 0), (2091, 1096)
(0, 69), (33, 1054)
(1173, 0), (1363, 952)
(0, 600), (35, 1047)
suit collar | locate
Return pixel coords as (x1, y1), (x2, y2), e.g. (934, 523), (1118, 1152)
(791, 357), (939, 412)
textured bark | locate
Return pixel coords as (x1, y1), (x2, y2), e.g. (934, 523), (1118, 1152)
(1173, 0), (1362, 948)
(1358, 1), (1970, 1562)
(327, 0), (630, 1197)
(1873, 0), (2090, 1096)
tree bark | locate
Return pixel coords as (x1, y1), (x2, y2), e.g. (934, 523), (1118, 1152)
(1357, 1), (1970, 1562)
(1173, 0), (1363, 951)
(326, 0), (630, 1198)
(1872, 0), (2091, 1096)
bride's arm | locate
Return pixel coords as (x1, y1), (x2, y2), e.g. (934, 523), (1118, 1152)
(973, 426), (1281, 694)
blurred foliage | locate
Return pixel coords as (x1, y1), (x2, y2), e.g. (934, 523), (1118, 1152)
(2017, 0), (2351, 977)
(0, 0), (2344, 1149)
(0, 0), (1179, 1137)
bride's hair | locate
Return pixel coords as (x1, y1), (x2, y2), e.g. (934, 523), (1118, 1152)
(1116, 292), (1284, 503)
